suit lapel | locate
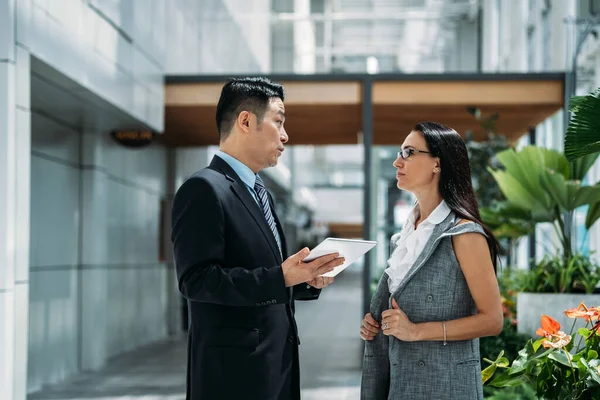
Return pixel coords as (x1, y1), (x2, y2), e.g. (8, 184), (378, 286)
(209, 157), (282, 262)
(389, 212), (456, 302)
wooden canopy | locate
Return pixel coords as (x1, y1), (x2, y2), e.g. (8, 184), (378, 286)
(162, 73), (565, 147)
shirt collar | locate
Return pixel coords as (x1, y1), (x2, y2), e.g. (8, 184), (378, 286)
(215, 150), (257, 189)
(410, 200), (452, 226)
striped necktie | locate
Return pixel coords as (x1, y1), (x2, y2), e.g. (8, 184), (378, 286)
(254, 175), (282, 257)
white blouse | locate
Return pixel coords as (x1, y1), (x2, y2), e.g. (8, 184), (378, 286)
(385, 200), (452, 293)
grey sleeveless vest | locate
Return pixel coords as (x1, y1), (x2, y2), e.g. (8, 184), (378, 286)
(361, 212), (487, 400)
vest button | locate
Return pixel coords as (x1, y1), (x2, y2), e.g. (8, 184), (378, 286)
(427, 294), (433, 301)
(418, 361), (425, 367)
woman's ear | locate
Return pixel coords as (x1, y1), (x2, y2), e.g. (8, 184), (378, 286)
(433, 159), (441, 173)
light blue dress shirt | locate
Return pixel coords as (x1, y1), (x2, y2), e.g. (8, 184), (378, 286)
(215, 150), (282, 246)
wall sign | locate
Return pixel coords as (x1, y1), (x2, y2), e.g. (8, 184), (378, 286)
(111, 130), (155, 148)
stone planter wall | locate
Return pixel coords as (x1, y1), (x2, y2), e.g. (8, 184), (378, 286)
(516, 293), (600, 338)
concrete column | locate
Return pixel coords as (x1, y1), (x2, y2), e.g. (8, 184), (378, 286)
(1, 0), (31, 399)
(13, 44), (31, 400)
(79, 131), (109, 371)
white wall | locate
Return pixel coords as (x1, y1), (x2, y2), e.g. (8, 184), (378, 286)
(0, 2), (31, 398)
(0, 0), (271, 398)
(27, 113), (81, 390)
(18, 0), (164, 131)
(27, 108), (170, 392)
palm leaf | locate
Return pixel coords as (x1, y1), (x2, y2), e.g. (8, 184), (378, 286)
(569, 152), (600, 180)
(488, 169), (546, 213)
(572, 183), (600, 209)
(587, 201), (600, 230)
(568, 95), (587, 112)
(493, 146), (564, 213)
(565, 88), (600, 161)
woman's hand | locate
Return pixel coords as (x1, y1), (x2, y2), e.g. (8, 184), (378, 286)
(381, 298), (419, 341)
(360, 312), (380, 341)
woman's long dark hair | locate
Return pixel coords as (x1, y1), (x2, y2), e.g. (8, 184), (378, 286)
(414, 121), (501, 272)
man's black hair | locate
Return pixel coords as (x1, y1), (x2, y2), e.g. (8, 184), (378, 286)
(215, 77), (284, 141)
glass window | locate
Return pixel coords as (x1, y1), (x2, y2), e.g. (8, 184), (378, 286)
(592, 0), (600, 15)
(496, 0), (503, 46)
(527, 27), (536, 71)
(542, 9), (551, 69)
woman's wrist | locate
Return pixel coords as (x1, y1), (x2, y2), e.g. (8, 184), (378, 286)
(409, 323), (422, 341)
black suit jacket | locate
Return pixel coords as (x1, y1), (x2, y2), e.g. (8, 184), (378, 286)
(171, 155), (321, 400)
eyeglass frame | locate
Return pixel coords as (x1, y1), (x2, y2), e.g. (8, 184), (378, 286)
(397, 147), (431, 160)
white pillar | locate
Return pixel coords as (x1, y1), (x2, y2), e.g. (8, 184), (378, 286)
(1, 0), (31, 399)
(13, 44), (31, 400)
(79, 132), (109, 371)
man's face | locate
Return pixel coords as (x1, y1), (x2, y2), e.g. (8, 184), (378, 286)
(253, 97), (288, 169)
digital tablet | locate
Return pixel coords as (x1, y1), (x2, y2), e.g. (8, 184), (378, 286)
(302, 237), (377, 277)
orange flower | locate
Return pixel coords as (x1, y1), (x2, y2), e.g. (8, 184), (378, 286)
(536, 315), (561, 338)
(564, 302), (600, 322)
(536, 315), (571, 349)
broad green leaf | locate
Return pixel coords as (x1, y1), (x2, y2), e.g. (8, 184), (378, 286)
(579, 328), (592, 338)
(497, 146), (567, 198)
(588, 350), (599, 361)
(480, 201), (540, 237)
(586, 201), (600, 230)
(539, 147), (570, 180)
(481, 364), (497, 384)
(533, 338), (544, 353)
(582, 358), (600, 386)
(540, 169), (570, 210)
(489, 369), (527, 387)
(489, 169), (551, 216)
(490, 201), (532, 219)
(492, 223), (533, 240)
(548, 349), (573, 367)
(569, 152), (600, 180)
(491, 146), (572, 217)
(508, 358), (528, 375)
(572, 183), (600, 209)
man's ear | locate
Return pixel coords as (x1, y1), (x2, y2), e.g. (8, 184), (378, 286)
(237, 111), (252, 133)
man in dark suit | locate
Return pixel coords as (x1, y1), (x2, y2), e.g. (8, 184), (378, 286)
(171, 77), (345, 400)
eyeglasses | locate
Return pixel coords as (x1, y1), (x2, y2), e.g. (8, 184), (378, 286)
(397, 147), (431, 160)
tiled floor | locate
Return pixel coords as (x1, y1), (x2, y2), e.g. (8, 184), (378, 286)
(28, 271), (364, 400)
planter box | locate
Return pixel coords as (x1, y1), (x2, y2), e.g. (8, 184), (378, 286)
(516, 293), (600, 338)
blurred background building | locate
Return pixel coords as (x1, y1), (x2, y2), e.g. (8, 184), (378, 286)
(0, 0), (599, 399)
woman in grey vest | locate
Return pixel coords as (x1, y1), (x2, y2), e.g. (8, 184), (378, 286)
(360, 122), (503, 400)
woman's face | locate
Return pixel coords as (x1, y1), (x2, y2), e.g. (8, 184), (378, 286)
(393, 130), (440, 192)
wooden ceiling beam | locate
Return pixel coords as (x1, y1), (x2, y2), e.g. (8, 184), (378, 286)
(163, 77), (565, 147)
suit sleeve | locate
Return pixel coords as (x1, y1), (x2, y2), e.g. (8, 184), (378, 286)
(293, 283), (321, 301)
(171, 177), (289, 307)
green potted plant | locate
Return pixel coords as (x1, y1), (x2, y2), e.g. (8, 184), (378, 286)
(485, 145), (600, 337)
(483, 302), (600, 399)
